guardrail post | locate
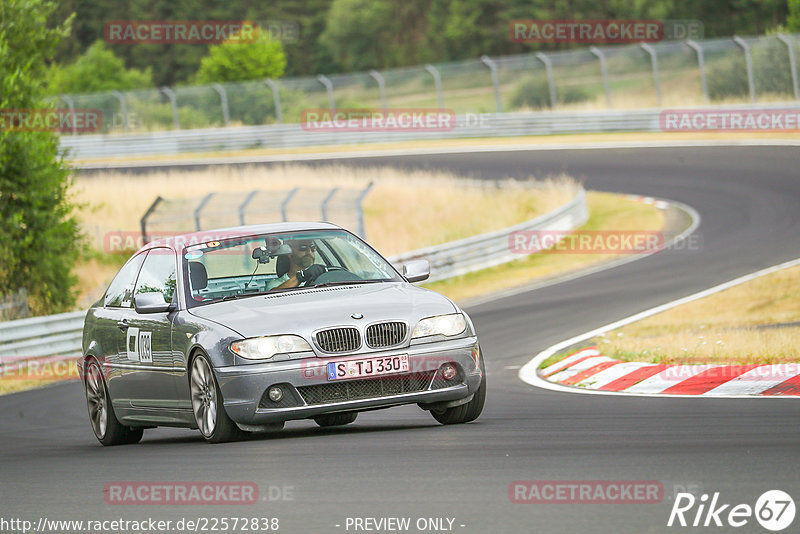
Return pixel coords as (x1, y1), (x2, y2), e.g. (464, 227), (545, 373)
(238, 190), (259, 225)
(481, 55), (503, 113)
(140, 196), (163, 245)
(640, 43), (662, 107)
(590, 47), (612, 107)
(685, 40), (709, 103)
(320, 187), (339, 221)
(425, 64), (444, 110)
(369, 70), (388, 112)
(281, 187), (300, 222)
(356, 182), (374, 238)
(160, 87), (180, 129)
(194, 193), (215, 231)
(777, 34), (800, 100)
(733, 36), (756, 103)
(59, 94), (77, 135)
(211, 83), (230, 126)
(111, 90), (129, 132)
(317, 74), (335, 114)
(535, 52), (558, 109)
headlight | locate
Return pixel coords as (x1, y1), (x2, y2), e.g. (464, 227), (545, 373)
(230, 335), (312, 360)
(412, 313), (466, 339)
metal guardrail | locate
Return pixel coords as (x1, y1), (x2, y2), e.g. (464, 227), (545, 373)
(63, 103), (800, 160)
(0, 310), (86, 362)
(0, 188), (587, 367)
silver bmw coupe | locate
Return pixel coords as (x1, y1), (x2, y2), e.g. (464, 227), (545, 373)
(81, 223), (485, 444)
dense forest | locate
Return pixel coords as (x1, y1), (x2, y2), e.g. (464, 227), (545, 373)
(49, 0), (794, 88)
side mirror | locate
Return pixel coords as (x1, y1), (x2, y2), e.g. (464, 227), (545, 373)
(403, 259), (430, 283)
(134, 292), (175, 314)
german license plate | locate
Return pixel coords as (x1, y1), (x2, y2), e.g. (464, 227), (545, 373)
(327, 355), (409, 381)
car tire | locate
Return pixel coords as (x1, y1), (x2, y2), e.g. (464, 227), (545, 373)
(190, 353), (242, 443)
(84, 359), (144, 446)
(430, 365), (486, 425)
(313, 412), (358, 427)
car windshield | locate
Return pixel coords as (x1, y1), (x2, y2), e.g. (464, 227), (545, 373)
(183, 229), (402, 306)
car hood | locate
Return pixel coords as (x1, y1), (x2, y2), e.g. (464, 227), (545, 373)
(188, 282), (458, 339)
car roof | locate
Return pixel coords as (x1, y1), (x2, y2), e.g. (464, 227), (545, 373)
(141, 221), (344, 252)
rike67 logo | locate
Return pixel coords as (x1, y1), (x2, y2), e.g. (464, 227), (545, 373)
(668, 490), (795, 531)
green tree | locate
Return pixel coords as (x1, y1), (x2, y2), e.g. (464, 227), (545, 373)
(0, 0), (83, 315)
(47, 40), (152, 95)
(195, 31), (286, 84)
(789, 0), (800, 32)
(319, 0), (395, 71)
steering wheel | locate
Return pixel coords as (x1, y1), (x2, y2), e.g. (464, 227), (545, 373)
(312, 268), (362, 285)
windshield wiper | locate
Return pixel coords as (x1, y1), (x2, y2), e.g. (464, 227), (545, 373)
(221, 291), (270, 301)
(223, 285), (313, 299)
(310, 279), (389, 289)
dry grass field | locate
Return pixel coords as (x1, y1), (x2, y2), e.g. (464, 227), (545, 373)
(601, 265), (800, 365)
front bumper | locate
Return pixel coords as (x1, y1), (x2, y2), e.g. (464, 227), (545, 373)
(216, 337), (482, 424)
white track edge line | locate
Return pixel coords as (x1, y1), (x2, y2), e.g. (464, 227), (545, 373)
(518, 256), (800, 399)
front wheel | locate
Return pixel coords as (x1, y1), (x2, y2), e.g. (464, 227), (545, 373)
(430, 374), (486, 425)
(190, 354), (242, 443)
(84, 359), (143, 446)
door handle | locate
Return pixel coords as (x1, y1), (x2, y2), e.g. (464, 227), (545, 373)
(117, 319), (129, 331)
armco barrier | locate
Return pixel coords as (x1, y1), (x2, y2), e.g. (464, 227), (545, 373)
(0, 188), (587, 368)
(62, 104), (800, 161)
(0, 310), (86, 373)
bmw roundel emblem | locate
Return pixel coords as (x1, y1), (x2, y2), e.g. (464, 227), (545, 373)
(351, 313), (364, 320)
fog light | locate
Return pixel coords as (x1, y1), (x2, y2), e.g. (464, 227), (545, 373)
(268, 386), (283, 402)
(441, 363), (457, 381)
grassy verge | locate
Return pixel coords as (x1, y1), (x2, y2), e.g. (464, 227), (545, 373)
(0, 368), (81, 396)
(598, 265), (800, 365)
(424, 191), (664, 303)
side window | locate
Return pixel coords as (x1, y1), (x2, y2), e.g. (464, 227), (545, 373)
(105, 253), (146, 308)
(134, 249), (177, 304)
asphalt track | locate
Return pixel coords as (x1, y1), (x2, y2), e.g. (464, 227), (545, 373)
(2, 146), (800, 533)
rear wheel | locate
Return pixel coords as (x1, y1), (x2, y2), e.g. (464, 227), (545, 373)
(190, 354), (242, 443)
(84, 359), (143, 446)
(430, 371), (486, 425)
(314, 412), (358, 427)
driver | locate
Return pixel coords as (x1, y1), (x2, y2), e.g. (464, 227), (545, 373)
(266, 239), (328, 290)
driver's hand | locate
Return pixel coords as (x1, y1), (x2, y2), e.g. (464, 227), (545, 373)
(296, 264), (328, 284)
